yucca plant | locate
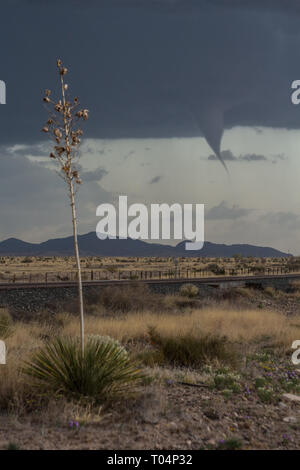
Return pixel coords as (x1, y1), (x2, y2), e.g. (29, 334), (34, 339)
(41, 59), (88, 354)
(22, 336), (144, 402)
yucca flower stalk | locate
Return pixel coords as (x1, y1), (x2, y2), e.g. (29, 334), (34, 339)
(41, 60), (89, 355)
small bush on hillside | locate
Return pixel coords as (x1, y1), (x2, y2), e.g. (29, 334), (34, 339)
(213, 372), (241, 393)
(83, 284), (161, 314)
(21, 257), (33, 264)
(217, 438), (243, 450)
(234, 287), (254, 299)
(22, 336), (144, 402)
(264, 286), (277, 298)
(179, 284), (199, 298)
(256, 386), (277, 404)
(148, 327), (239, 368)
(207, 263), (225, 275)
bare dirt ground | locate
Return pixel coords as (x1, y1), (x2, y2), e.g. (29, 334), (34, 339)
(0, 374), (299, 450)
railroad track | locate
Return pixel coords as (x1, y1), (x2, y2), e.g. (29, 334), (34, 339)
(0, 272), (300, 290)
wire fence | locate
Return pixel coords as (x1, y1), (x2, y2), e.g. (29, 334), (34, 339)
(1, 265), (300, 284)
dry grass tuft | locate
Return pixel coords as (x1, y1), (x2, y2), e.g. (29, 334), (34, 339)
(60, 308), (300, 350)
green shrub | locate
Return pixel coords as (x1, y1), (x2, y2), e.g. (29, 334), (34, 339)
(148, 327), (239, 368)
(255, 377), (268, 389)
(217, 438), (243, 450)
(6, 442), (20, 451)
(213, 372), (241, 393)
(22, 336), (144, 402)
(221, 389), (233, 399)
(256, 386), (277, 404)
(179, 284), (199, 298)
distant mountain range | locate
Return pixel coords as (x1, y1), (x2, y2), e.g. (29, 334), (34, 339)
(0, 232), (291, 257)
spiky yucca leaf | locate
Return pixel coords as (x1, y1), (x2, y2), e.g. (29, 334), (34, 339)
(22, 336), (144, 401)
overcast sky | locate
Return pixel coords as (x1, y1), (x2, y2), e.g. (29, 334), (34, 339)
(1, 0), (300, 253)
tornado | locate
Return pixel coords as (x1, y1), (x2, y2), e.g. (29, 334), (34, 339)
(195, 104), (227, 172)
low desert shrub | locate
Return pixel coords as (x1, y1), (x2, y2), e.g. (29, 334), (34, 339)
(264, 286), (277, 298)
(256, 386), (277, 404)
(148, 327), (239, 368)
(179, 284), (199, 298)
(22, 336), (144, 402)
(207, 263), (225, 275)
(217, 437), (243, 450)
(213, 371), (241, 393)
(83, 284), (163, 314)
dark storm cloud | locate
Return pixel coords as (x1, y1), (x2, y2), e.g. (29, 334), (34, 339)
(242, 154), (267, 162)
(208, 150), (237, 161)
(1, 0), (300, 160)
(208, 150), (268, 162)
(260, 211), (300, 229)
(80, 167), (108, 182)
(206, 201), (252, 220)
(271, 153), (286, 164)
(149, 175), (163, 184)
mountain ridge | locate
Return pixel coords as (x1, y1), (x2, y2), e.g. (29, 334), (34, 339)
(0, 232), (291, 257)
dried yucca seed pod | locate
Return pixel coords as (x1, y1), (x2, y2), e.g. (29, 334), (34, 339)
(54, 128), (62, 139)
(62, 164), (70, 173)
(55, 146), (65, 156)
(55, 103), (63, 112)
